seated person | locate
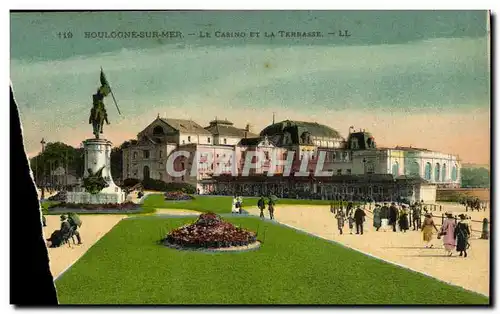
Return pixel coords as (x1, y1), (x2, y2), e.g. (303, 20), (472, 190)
(46, 215), (72, 248)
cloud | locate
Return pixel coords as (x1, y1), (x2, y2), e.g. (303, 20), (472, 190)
(11, 36), (490, 164)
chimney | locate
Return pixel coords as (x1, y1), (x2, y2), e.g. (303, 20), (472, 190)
(272, 112), (275, 124)
(244, 123), (251, 138)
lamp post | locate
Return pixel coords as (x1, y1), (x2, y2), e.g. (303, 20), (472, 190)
(40, 138), (46, 199)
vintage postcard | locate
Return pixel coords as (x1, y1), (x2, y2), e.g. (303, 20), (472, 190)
(10, 10), (491, 305)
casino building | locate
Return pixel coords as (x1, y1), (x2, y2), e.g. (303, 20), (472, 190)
(122, 115), (461, 203)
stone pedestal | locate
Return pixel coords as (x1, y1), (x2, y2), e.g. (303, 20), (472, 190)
(66, 138), (125, 204)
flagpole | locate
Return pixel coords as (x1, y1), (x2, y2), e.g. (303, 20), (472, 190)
(101, 67), (121, 115)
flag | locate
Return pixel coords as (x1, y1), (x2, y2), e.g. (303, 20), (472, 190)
(100, 68), (109, 87)
(99, 68), (111, 96)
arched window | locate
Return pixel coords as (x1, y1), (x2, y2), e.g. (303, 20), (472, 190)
(442, 164), (447, 182)
(143, 166), (150, 180)
(153, 126), (164, 135)
(188, 136), (191, 142)
(133, 152), (137, 160)
(424, 162), (432, 180)
(451, 164), (458, 181)
(224, 138), (227, 144)
(392, 161), (399, 177)
(435, 163), (440, 182)
(406, 161), (420, 176)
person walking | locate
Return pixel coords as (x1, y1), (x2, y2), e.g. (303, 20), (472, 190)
(380, 203), (390, 231)
(347, 213), (354, 234)
(335, 209), (345, 235)
(330, 201), (336, 215)
(440, 212), (457, 256)
(268, 197), (275, 220)
(257, 196), (266, 219)
(454, 214), (471, 257)
(412, 203), (421, 231)
(389, 202), (399, 232)
(421, 213), (439, 248)
(373, 204), (382, 231)
(399, 205), (409, 232)
(354, 206), (366, 235)
(237, 196), (243, 214)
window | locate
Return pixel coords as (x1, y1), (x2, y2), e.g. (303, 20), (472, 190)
(159, 150), (162, 158)
(208, 137), (211, 143)
(133, 152), (137, 160)
(425, 162), (432, 180)
(143, 166), (150, 180)
(153, 126), (164, 135)
(435, 163), (441, 182)
(182, 140), (185, 144)
(181, 175), (185, 181)
(408, 161), (419, 176)
(392, 162), (399, 177)
(188, 136), (191, 142)
(159, 172), (163, 181)
(442, 164), (447, 182)
(343, 152), (349, 161)
(346, 169), (351, 174)
(332, 152), (337, 161)
(143, 150), (150, 159)
(451, 164), (458, 181)
(224, 138), (227, 144)
(351, 138), (359, 149)
(337, 169), (342, 175)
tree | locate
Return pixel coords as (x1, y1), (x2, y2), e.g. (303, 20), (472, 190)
(29, 142), (84, 186)
(110, 147), (123, 183)
(110, 140), (132, 184)
(460, 167), (490, 188)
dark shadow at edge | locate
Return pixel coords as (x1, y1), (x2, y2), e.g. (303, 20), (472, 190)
(10, 85), (59, 306)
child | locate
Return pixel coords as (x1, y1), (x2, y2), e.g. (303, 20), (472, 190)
(335, 210), (345, 235)
(348, 213), (354, 234)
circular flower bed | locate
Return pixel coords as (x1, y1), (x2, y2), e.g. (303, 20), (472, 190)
(163, 213), (258, 249)
(48, 201), (140, 210)
(164, 191), (194, 201)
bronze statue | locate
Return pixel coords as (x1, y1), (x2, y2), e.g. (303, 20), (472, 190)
(88, 68), (120, 139)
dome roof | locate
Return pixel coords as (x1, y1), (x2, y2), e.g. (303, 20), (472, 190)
(259, 120), (343, 139)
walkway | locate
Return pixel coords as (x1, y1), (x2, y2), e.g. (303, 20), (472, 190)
(245, 203), (490, 297)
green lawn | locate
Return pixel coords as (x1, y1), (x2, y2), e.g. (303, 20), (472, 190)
(143, 194), (238, 213)
(144, 194), (359, 214)
(55, 216), (488, 305)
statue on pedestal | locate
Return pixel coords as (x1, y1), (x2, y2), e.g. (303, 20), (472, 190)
(88, 68), (120, 139)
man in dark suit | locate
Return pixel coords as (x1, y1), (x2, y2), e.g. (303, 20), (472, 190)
(389, 202), (399, 232)
(354, 206), (366, 235)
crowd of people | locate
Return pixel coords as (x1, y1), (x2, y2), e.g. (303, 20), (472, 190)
(330, 201), (472, 257)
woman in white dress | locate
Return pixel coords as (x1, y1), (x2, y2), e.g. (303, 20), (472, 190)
(231, 197), (239, 214)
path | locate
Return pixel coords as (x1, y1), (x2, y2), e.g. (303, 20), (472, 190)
(44, 214), (126, 279)
(245, 203), (490, 297)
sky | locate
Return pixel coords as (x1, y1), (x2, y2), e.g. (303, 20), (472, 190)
(10, 11), (490, 165)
